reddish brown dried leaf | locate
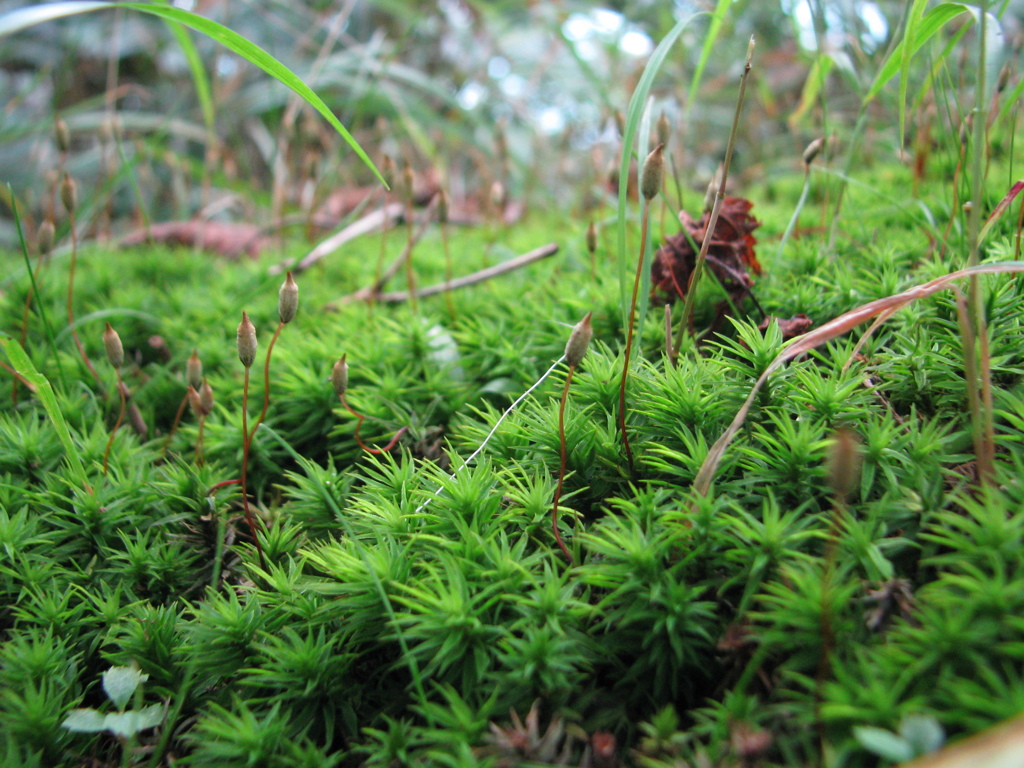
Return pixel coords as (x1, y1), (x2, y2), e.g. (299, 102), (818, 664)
(650, 196), (762, 303)
(122, 221), (268, 259)
(759, 313), (813, 340)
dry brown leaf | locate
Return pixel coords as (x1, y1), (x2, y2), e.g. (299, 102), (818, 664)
(121, 221), (268, 259)
(651, 196), (762, 303)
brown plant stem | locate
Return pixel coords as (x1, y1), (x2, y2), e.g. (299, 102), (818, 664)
(673, 37), (755, 357)
(372, 187), (390, 308)
(162, 395), (191, 456)
(1016, 191), (1024, 261)
(103, 378), (126, 475)
(339, 393), (408, 454)
(196, 414), (207, 467)
(552, 364), (577, 564)
(616, 197), (650, 478)
(356, 243), (559, 304)
(249, 321), (284, 445)
(405, 191), (418, 315)
(953, 287), (993, 483)
(937, 143), (966, 261)
(239, 367), (267, 572)
(440, 214), (456, 323)
(65, 211), (102, 387)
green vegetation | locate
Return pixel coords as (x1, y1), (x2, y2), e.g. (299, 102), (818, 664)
(1, 1), (1023, 766)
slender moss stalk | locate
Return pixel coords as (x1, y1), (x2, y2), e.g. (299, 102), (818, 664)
(618, 144), (664, 477)
(210, 499), (227, 590)
(413, 356), (565, 516)
(552, 371), (576, 563)
(586, 220), (598, 281)
(102, 323), (126, 476)
(438, 189), (457, 323)
(673, 37), (756, 357)
(552, 313), (593, 565)
(189, 379), (214, 467)
(332, 355), (408, 454)
(937, 125), (968, 261)
(163, 349), (204, 456)
(62, 175), (102, 387)
(15, 220), (55, 405)
(371, 155), (395, 309)
(401, 160), (418, 314)
(249, 272), (298, 446)
(777, 138), (824, 261)
(965, 0), (994, 484)
(236, 311), (267, 572)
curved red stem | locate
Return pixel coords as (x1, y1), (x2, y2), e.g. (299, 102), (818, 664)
(340, 393), (408, 454)
(239, 367), (267, 571)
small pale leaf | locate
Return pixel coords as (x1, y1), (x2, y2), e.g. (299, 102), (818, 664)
(61, 708), (108, 733)
(102, 665), (148, 710)
(103, 705), (164, 738)
(854, 726), (915, 763)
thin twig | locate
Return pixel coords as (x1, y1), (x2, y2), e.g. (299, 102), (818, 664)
(673, 37), (756, 355)
(359, 244), (559, 304)
(323, 199), (439, 307)
(270, 201), (405, 276)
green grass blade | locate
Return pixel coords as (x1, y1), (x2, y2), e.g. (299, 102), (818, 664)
(8, 187), (63, 381)
(0, 1), (385, 186)
(163, 16), (216, 135)
(688, 0), (732, 106)
(867, 3), (970, 101)
(788, 56), (835, 129)
(0, 335), (90, 491)
(617, 13), (703, 334)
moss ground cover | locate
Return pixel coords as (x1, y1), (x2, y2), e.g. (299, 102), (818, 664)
(2, 151), (1024, 766)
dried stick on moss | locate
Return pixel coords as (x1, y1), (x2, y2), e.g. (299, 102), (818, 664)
(271, 201), (405, 276)
(325, 197), (439, 308)
(365, 243), (559, 304)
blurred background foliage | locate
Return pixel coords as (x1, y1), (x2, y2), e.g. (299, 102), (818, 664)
(0, 0), (1020, 246)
